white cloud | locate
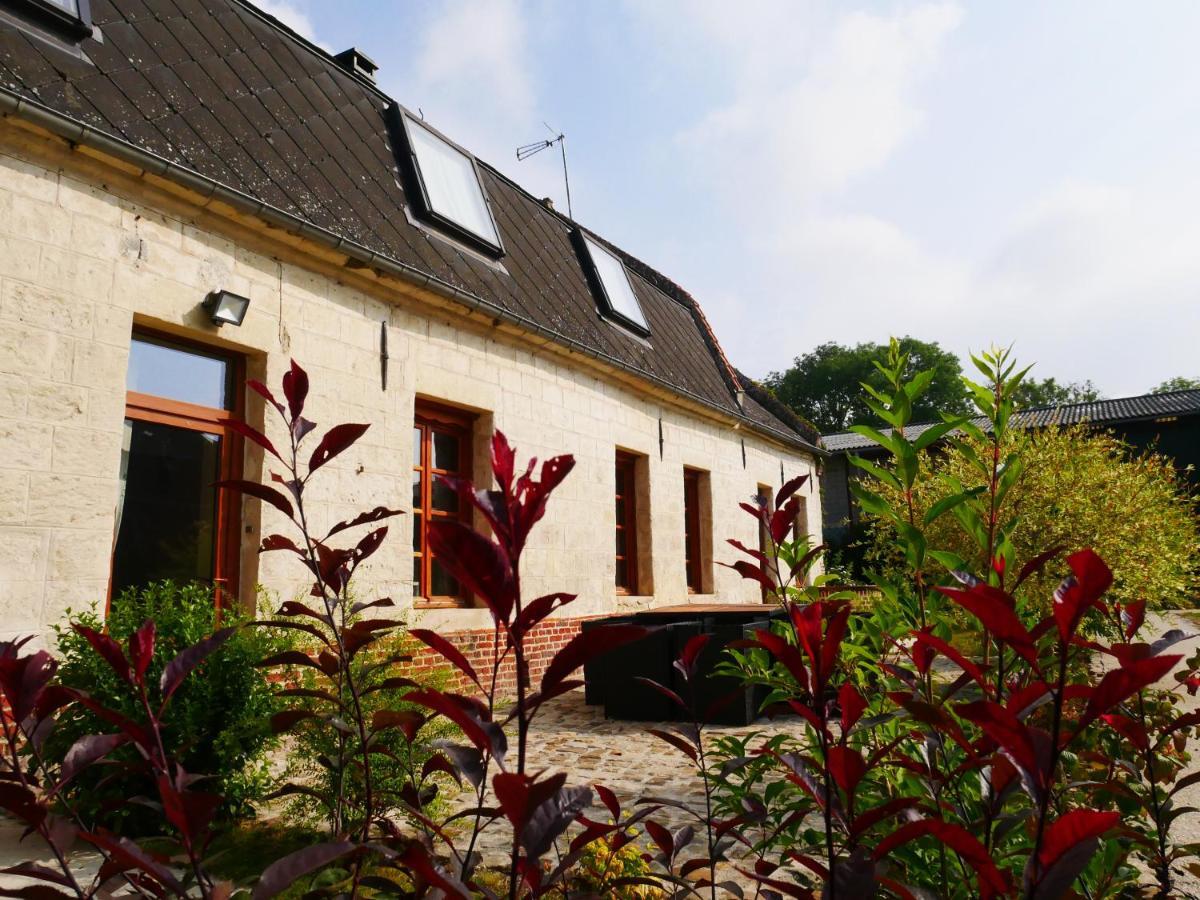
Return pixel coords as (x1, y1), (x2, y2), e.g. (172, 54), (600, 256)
(676, 3), (963, 212)
(253, 0), (318, 44)
(384, 0), (561, 197)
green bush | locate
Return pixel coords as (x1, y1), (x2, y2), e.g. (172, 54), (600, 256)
(49, 581), (284, 834)
(868, 424), (1199, 616)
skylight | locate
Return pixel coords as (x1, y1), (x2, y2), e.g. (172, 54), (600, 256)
(401, 113), (502, 254)
(578, 233), (650, 334)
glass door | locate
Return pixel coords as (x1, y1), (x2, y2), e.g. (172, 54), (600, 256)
(110, 334), (241, 607)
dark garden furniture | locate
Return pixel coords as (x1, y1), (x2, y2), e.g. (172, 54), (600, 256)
(583, 604), (785, 725)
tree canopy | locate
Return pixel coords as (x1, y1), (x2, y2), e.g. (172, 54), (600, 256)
(1011, 376), (1101, 408)
(764, 337), (969, 433)
(1152, 376), (1200, 393)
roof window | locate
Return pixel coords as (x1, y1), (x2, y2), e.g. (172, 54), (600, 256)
(396, 111), (503, 256)
(574, 230), (650, 335)
(9, 0), (92, 38)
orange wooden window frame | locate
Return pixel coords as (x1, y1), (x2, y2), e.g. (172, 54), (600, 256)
(412, 400), (475, 608)
(683, 468), (703, 593)
(756, 484), (773, 601)
(615, 451), (639, 595)
(111, 333), (244, 614)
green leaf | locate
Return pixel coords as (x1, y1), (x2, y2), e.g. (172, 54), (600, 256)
(929, 549), (970, 573)
(848, 454), (902, 490)
(924, 488), (981, 526)
(848, 424), (896, 454)
(913, 418), (966, 452)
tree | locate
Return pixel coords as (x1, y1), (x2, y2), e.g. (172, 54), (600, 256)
(1011, 376), (1101, 407)
(1152, 376), (1200, 393)
(765, 337), (969, 433)
(869, 424), (1198, 615)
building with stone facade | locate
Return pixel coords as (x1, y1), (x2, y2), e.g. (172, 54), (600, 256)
(0, 0), (824, 672)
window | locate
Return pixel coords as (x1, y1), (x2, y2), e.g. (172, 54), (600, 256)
(683, 468), (712, 593)
(396, 110), (503, 256)
(412, 401), (475, 607)
(111, 333), (241, 608)
(684, 470), (702, 592)
(574, 230), (650, 335)
(756, 484), (774, 600)
(8, 0), (92, 37)
(615, 452), (639, 594)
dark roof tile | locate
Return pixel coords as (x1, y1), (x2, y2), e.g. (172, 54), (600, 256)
(0, 0), (815, 450)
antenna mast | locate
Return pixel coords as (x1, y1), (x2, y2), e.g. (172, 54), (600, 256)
(517, 125), (573, 219)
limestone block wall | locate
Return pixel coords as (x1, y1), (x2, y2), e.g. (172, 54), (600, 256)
(0, 121), (822, 646)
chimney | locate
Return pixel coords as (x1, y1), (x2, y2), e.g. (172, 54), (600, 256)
(541, 197), (555, 211)
(333, 48), (379, 83)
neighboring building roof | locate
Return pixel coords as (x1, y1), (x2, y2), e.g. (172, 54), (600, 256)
(821, 389), (1200, 454)
(0, 0), (819, 452)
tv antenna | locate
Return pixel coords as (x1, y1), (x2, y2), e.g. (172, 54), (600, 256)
(517, 123), (573, 219)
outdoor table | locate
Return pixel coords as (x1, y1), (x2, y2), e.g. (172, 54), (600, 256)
(583, 603), (785, 724)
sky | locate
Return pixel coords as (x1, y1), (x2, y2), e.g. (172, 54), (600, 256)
(257, 0), (1200, 397)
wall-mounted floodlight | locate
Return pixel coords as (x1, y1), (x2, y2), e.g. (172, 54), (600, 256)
(203, 290), (250, 327)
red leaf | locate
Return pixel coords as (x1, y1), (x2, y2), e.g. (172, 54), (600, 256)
(160, 627), (235, 702)
(251, 840), (357, 900)
(72, 624), (130, 683)
(937, 583), (1038, 668)
(1052, 549), (1113, 643)
(770, 496), (801, 545)
(874, 818), (1007, 898)
(260, 534), (303, 555)
(57, 733), (128, 789)
(405, 689), (497, 756)
(720, 559), (777, 594)
(214, 479), (294, 519)
(410, 629), (480, 691)
(281, 359), (309, 420)
(840, 683), (867, 733)
(827, 745), (867, 794)
(1077, 654), (1182, 733)
(427, 520), (516, 623)
(776, 474), (809, 509)
(372, 709), (425, 742)
(492, 771), (566, 832)
(1038, 809), (1120, 871)
(247, 378), (283, 416)
(911, 630), (988, 687)
(1118, 600), (1146, 640)
(128, 620), (155, 682)
(514, 592), (576, 635)
(957, 700), (1040, 784)
(308, 423), (369, 473)
(324, 506), (404, 540)
(225, 418), (281, 460)
(540, 624), (649, 695)
(647, 728), (698, 763)
(491, 431), (516, 492)
(1100, 713), (1149, 752)
(678, 634), (710, 676)
(1014, 545), (1066, 590)
(751, 628), (810, 695)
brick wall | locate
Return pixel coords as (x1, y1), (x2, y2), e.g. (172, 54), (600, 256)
(0, 119), (823, 647)
(408, 617), (590, 697)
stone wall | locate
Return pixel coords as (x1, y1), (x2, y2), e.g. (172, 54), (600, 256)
(0, 119), (822, 646)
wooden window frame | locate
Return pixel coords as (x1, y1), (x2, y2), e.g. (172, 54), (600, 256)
(683, 468), (703, 593)
(615, 451), (640, 595)
(112, 331), (244, 614)
(412, 399), (475, 609)
(756, 484), (774, 601)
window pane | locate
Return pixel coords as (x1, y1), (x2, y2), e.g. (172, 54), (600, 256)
(432, 431), (460, 472)
(431, 479), (459, 513)
(128, 336), (231, 409)
(111, 420), (221, 599)
(44, 0), (80, 12)
(412, 557), (422, 588)
(431, 558), (460, 597)
(615, 497), (625, 526)
(411, 471), (422, 509)
(412, 427), (423, 466)
(616, 528), (626, 557)
(407, 118), (499, 246)
(584, 236), (648, 331)
(412, 513), (422, 551)
(615, 559), (629, 590)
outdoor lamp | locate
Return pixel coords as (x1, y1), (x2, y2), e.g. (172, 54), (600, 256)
(203, 290), (250, 327)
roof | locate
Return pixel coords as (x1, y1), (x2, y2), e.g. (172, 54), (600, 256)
(822, 389), (1200, 454)
(0, 0), (819, 452)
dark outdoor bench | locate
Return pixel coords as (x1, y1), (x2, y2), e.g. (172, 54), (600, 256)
(583, 604), (786, 725)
